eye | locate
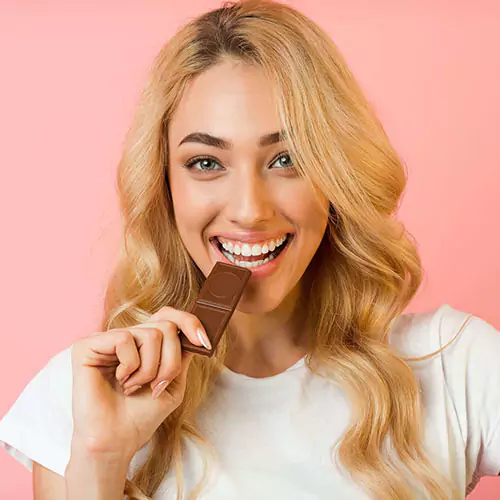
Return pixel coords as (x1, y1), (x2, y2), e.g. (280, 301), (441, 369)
(182, 156), (223, 172)
(271, 151), (294, 169)
(181, 151), (295, 173)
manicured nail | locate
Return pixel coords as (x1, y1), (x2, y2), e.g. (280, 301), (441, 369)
(197, 328), (212, 350)
(152, 380), (170, 400)
(123, 384), (142, 396)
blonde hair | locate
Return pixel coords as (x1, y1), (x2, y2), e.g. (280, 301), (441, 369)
(100, 1), (466, 498)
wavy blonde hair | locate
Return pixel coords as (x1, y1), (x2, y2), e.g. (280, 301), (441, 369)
(99, 1), (467, 498)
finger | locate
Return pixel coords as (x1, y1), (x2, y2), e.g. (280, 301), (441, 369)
(80, 330), (141, 382)
(146, 321), (183, 391)
(147, 306), (211, 349)
(118, 327), (163, 389)
(154, 350), (195, 403)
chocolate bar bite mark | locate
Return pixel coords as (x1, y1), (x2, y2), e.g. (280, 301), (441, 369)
(179, 262), (251, 357)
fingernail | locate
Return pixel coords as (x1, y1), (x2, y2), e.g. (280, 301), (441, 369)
(123, 384), (142, 396)
(152, 380), (170, 400)
(197, 328), (212, 350)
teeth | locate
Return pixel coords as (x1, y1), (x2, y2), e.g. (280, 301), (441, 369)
(218, 235), (289, 268)
(241, 244), (252, 257)
(219, 234), (288, 256)
(251, 244), (261, 256)
(222, 251), (277, 268)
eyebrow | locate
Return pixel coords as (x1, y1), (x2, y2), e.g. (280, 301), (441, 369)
(178, 130), (287, 149)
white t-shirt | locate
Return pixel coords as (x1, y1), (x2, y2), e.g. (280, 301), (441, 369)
(1, 303), (499, 499)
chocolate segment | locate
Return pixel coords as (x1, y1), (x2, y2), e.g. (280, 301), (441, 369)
(179, 261), (251, 357)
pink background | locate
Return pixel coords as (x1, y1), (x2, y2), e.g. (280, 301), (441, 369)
(0, 1), (498, 497)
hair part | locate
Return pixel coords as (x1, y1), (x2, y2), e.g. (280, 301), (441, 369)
(101, 1), (463, 498)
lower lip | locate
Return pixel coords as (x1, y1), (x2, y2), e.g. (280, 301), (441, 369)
(210, 235), (294, 279)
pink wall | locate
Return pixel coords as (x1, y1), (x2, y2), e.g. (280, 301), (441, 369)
(0, 1), (498, 498)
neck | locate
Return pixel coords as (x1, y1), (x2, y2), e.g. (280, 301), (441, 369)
(224, 279), (311, 377)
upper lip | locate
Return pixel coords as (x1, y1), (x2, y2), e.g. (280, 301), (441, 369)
(209, 231), (292, 243)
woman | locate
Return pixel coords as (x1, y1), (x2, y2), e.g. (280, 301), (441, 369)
(1, 1), (499, 499)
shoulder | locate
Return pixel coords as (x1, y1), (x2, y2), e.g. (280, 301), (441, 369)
(0, 345), (74, 476)
(436, 304), (500, 478)
(29, 345), (74, 420)
(389, 302), (500, 398)
(434, 303), (499, 352)
(391, 303), (500, 478)
(423, 303), (500, 376)
(388, 303), (497, 360)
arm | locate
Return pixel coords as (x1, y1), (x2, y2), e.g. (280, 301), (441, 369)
(33, 441), (132, 500)
(33, 462), (66, 499)
(64, 443), (132, 500)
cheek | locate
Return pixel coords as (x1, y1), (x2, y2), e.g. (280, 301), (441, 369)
(281, 190), (329, 236)
(170, 179), (219, 233)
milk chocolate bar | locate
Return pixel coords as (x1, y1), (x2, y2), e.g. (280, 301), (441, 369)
(179, 261), (251, 357)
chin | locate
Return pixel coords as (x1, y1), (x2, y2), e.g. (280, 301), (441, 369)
(235, 302), (281, 315)
(234, 287), (290, 314)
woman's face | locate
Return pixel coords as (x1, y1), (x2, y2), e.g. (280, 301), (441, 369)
(167, 60), (329, 313)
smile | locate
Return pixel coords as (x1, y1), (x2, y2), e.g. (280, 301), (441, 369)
(210, 233), (294, 271)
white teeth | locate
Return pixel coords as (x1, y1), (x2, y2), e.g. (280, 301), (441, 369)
(219, 236), (288, 268)
(241, 244), (252, 257)
(217, 234), (288, 256)
(223, 250), (276, 268)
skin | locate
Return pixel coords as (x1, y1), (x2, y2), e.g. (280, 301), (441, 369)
(167, 59), (330, 377)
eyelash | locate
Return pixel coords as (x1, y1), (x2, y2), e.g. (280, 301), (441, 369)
(182, 151), (294, 173)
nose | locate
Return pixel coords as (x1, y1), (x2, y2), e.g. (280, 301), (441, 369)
(226, 169), (276, 227)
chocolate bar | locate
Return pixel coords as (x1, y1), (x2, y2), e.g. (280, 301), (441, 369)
(179, 261), (251, 357)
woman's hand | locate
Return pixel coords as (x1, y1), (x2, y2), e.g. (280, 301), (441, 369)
(70, 306), (212, 460)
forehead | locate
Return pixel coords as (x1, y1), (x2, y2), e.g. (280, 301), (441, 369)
(168, 61), (282, 147)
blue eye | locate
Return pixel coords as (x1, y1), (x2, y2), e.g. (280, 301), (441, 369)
(182, 151), (295, 172)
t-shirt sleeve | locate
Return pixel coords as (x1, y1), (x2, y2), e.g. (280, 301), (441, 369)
(438, 304), (500, 477)
(0, 345), (74, 477)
